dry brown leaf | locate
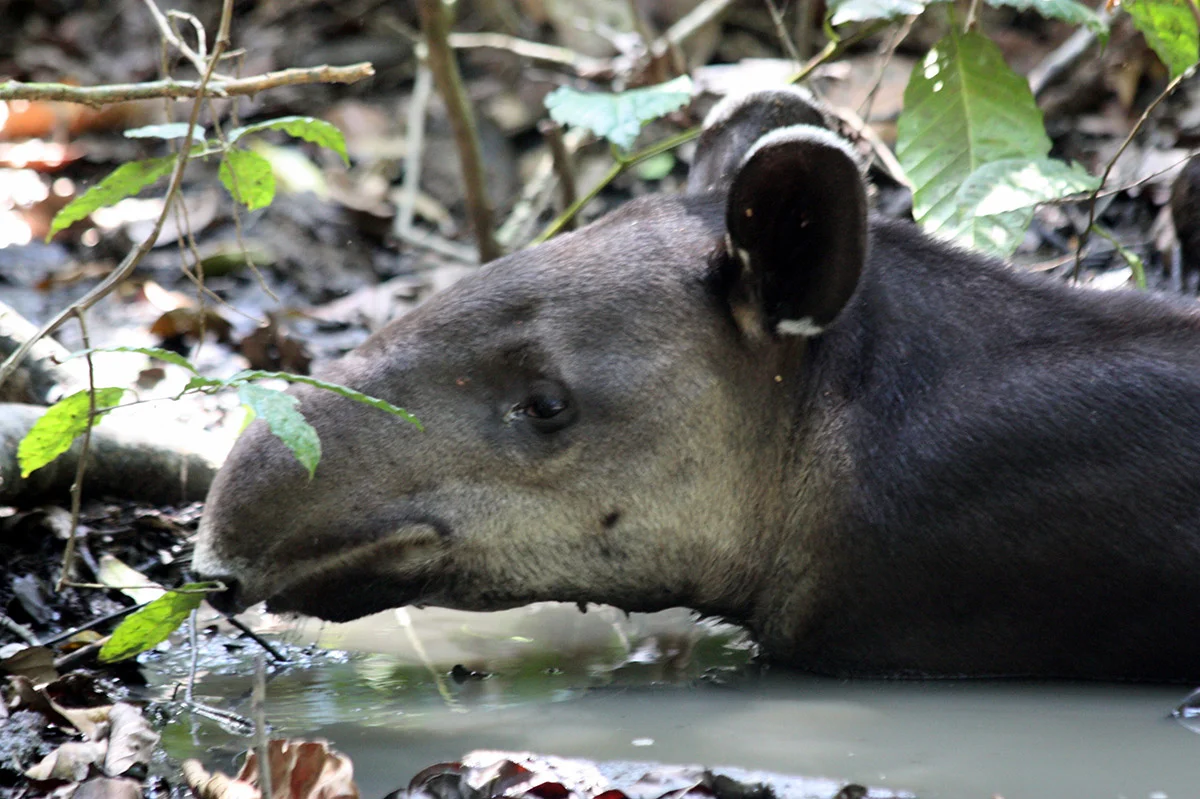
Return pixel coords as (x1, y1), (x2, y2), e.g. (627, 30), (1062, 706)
(74, 776), (144, 799)
(183, 760), (262, 799)
(24, 740), (108, 782)
(185, 740), (358, 799)
(103, 703), (159, 777)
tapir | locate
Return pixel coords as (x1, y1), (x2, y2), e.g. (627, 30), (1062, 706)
(194, 88), (1200, 681)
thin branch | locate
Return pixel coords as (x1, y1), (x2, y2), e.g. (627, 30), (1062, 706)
(447, 32), (611, 75)
(56, 309), (94, 593)
(417, 0), (501, 263)
(0, 63), (374, 108)
(764, 0), (803, 66)
(1072, 68), (1192, 282)
(539, 120), (578, 229)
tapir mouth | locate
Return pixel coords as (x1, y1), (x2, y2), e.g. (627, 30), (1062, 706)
(199, 519), (450, 622)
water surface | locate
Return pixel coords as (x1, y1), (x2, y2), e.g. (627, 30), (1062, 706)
(150, 604), (1198, 799)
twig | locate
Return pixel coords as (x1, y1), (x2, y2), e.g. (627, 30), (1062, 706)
(496, 128), (587, 250)
(141, 0), (225, 80)
(37, 602), (145, 646)
(1072, 68), (1192, 282)
(858, 15), (915, 123)
(539, 121), (578, 228)
(0, 63), (374, 108)
(55, 309), (95, 592)
(448, 33), (610, 75)
(659, 0), (737, 53)
(834, 105), (911, 188)
(223, 614), (290, 662)
(417, 0), (501, 263)
(764, 0), (802, 66)
(252, 656), (273, 799)
(0, 613), (39, 645)
(54, 638), (107, 670)
(398, 57), (434, 237)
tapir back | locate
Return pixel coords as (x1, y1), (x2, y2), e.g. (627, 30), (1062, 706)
(769, 217), (1200, 679)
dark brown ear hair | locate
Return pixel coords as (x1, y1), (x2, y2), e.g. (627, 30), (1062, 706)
(687, 87), (831, 196)
(723, 125), (867, 337)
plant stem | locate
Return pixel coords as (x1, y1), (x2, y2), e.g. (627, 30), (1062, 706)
(417, 0), (502, 263)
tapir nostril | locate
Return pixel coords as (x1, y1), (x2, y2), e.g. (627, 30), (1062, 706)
(196, 574), (245, 615)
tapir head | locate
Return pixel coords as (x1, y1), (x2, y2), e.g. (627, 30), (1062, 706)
(193, 88), (866, 625)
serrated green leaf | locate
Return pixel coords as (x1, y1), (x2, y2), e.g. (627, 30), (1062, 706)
(231, 370), (422, 430)
(828, 0), (926, 25)
(237, 383), (321, 478)
(18, 388), (126, 477)
(957, 158), (1100, 216)
(545, 76), (693, 151)
(228, 115), (350, 165)
(1125, 0), (1199, 78)
(98, 585), (209, 663)
(986, 0), (1108, 34)
(220, 148), (276, 210)
(896, 29), (1051, 250)
(68, 346), (199, 374)
(124, 123), (206, 142)
(47, 156), (175, 240)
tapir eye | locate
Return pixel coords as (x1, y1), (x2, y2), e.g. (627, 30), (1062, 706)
(507, 381), (576, 433)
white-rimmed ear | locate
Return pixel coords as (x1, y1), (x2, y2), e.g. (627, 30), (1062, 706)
(687, 87), (832, 196)
(724, 125), (867, 338)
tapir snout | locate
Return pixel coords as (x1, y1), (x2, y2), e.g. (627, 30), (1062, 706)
(196, 88), (1200, 681)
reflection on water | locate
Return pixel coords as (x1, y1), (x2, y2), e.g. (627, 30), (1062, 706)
(148, 603), (1199, 799)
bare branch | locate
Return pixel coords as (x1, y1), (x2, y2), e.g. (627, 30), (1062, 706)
(417, 0), (502, 263)
(0, 63), (375, 108)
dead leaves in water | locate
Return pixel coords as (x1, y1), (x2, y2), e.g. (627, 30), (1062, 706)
(183, 739), (359, 799)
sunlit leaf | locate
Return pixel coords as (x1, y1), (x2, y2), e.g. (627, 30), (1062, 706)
(953, 158), (1100, 256)
(228, 115), (350, 165)
(47, 156), (174, 239)
(896, 29), (1050, 250)
(220, 148), (276, 210)
(237, 383), (321, 478)
(98, 585), (211, 663)
(18, 388), (125, 477)
(1124, 0), (1199, 77)
(828, 0), (926, 25)
(230, 370), (422, 429)
(545, 76), (693, 151)
(957, 158), (1100, 215)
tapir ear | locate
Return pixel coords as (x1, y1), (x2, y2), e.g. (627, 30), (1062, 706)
(687, 87), (831, 195)
(724, 125), (867, 337)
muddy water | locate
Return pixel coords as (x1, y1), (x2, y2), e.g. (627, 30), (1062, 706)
(151, 604), (1199, 799)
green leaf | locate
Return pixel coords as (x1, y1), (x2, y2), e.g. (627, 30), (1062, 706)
(828, 0), (926, 25)
(98, 585), (210, 663)
(1124, 0), (1200, 78)
(228, 116), (350, 165)
(951, 158), (1100, 256)
(124, 123), (205, 142)
(986, 0), (1108, 34)
(896, 29), (1051, 250)
(237, 383), (322, 478)
(957, 158), (1100, 216)
(47, 156), (174, 240)
(545, 76), (694, 151)
(220, 148), (276, 210)
(18, 388), (125, 477)
(230, 370), (423, 430)
(68, 346), (199, 374)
